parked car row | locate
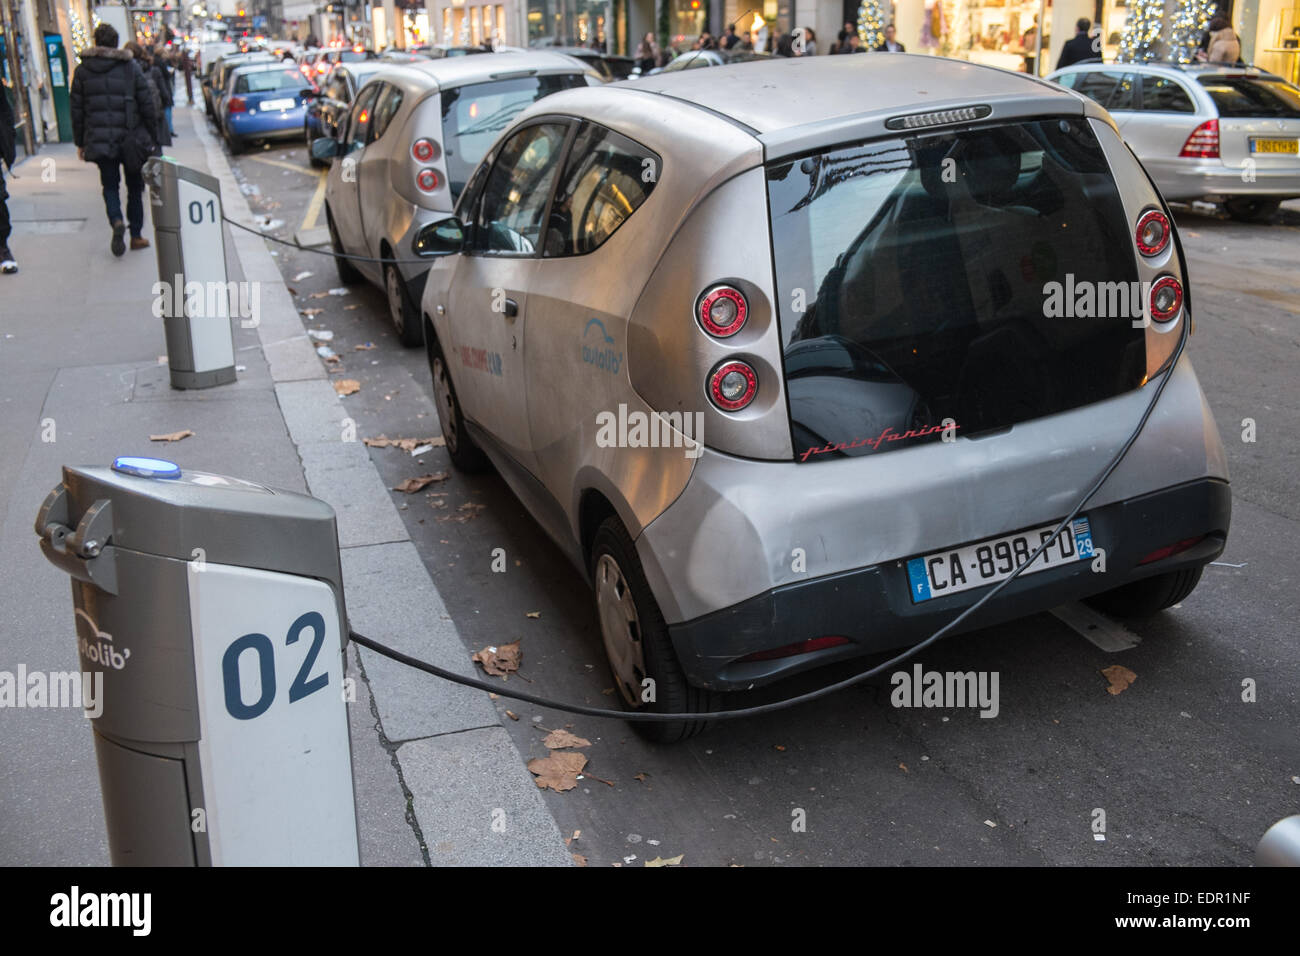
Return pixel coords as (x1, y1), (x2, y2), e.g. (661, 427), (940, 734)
(295, 52), (1242, 739)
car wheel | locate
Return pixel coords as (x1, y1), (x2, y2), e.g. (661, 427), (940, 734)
(326, 208), (362, 285)
(426, 324), (491, 472)
(384, 261), (422, 347)
(1223, 198), (1281, 222)
(1085, 567), (1204, 618)
(590, 516), (717, 743)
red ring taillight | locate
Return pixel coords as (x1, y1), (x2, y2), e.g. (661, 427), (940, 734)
(1136, 208), (1170, 257)
(412, 138), (438, 162)
(1149, 275), (1183, 323)
(696, 285), (747, 337)
(708, 360), (758, 411)
(416, 168), (440, 193)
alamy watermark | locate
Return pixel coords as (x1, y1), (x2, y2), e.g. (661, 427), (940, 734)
(595, 403), (704, 459)
(891, 664), (1000, 718)
(151, 275), (261, 329)
(0, 666), (103, 718)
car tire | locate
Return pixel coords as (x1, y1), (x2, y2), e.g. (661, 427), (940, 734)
(590, 516), (717, 744)
(227, 133), (244, 155)
(1223, 198), (1280, 223)
(1085, 567), (1204, 618)
(425, 323), (491, 473)
(384, 260), (423, 347)
(326, 208), (363, 286)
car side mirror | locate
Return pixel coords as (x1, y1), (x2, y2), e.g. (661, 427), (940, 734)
(413, 216), (466, 257)
(311, 137), (339, 161)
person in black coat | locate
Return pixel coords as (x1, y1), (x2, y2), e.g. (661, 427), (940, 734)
(72, 23), (157, 255)
(876, 24), (905, 52)
(0, 84), (16, 273)
(1057, 18), (1100, 70)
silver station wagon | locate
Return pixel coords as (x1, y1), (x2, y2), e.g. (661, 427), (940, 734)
(412, 55), (1231, 740)
(312, 52), (597, 344)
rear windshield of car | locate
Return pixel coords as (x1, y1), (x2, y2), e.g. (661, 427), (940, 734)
(235, 69), (309, 94)
(339, 50), (372, 63)
(1198, 76), (1300, 117)
(440, 74), (588, 199)
(766, 117), (1146, 464)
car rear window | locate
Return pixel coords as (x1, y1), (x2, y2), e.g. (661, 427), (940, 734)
(1198, 76), (1300, 117)
(235, 69), (308, 93)
(766, 117), (1146, 464)
(440, 74), (588, 200)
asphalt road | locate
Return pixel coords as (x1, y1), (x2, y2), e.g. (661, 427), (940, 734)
(224, 126), (1299, 867)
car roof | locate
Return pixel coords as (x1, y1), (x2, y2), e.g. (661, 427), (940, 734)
(1052, 61), (1289, 82)
(394, 50), (596, 91)
(230, 61), (301, 75)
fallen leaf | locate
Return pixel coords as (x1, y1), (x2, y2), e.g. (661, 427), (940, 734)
(323, 354), (342, 365)
(527, 751), (587, 792)
(308, 291), (331, 299)
(543, 729), (591, 750)
(899, 762), (909, 773)
(392, 472), (448, 493)
(300, 307), (324, 317)
(774, 744), (786, 752)
(526, 611), (541, 619)
(571, 853), (588, 867)
(1101, 664), (1137, 696)
(634, 772), (649, 783)
(645, 854), (684, 867)
(505, 710), (519, 721)
(333, 379), (361, 396)
(150, 429), (194, 442)
(344, 304), (360, 310)
(472, 640), (521, 678)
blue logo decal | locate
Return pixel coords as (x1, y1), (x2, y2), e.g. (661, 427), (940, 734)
(581, 318), (622, 374)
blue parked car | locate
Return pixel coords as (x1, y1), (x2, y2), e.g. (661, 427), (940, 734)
(222, 62), (320, 153)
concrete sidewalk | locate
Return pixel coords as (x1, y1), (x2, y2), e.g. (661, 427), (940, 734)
(0, 106), (570, 866)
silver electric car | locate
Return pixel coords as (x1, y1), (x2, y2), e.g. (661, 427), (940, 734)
(312, 52), (598, 345)
(1049, 62), (1300, 221)
(413, 55), (1231, 741)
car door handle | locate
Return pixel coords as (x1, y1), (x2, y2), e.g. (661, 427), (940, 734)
(503, 298), (519, 318)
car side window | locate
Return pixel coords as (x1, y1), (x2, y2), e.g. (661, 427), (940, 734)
(345, 83), (382, 148)
(472, 122), (571, 255)
(544, 123), (659, 257)
(370, 85), (404, 142)
(1069, 71), (1136, 112)
(1108, 73), (1138, 111)
(1140, 76), (1195, 113)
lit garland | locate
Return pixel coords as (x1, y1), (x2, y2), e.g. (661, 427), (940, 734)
(857, 0), (886, 50)
(1169, 0), (1217, 63)
(1118, 0), (1165, 63)
(69, 9), (91, 55)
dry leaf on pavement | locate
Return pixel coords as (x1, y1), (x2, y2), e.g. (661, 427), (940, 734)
(472, 640), (521, 678)
(645, 855), (684, 867)
(543, 729), (591, 750)
(571, 853), (588, 867)
(333, 379), (360, 396)
(1101, 664), (1137, 695)
(392, 472), (448, 493)
(150, 429), (194, 442)
(527, 751), (587, 792)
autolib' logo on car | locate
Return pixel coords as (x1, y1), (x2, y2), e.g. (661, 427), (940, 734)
(582, 318), (623, 375)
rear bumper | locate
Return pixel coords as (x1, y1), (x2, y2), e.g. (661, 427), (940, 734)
(1146, 158), (1300, 201)
(665, 477), (1229, 690)
(227, 109), (307, 139)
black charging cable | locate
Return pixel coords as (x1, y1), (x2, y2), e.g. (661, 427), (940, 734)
(349, 298), (1192, 723)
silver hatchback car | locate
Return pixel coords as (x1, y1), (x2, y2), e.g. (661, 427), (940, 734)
(1049, 62), (1300, 220)
(413, 55), (1231, 740)
(313, 52), (597, 344)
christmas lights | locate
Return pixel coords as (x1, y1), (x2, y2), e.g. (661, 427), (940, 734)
(1169, 0), (1217, 63)
(1119, 0), (1165, 62)
(857, 0), (887, 51)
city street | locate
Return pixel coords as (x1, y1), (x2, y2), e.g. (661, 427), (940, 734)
(217, 106), (1299, 868)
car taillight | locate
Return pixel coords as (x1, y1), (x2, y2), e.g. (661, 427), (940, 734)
(696, 284), (747, 337)
(317, 63), (328, 74)
(1149, 275), (1183, 323)
(708, 360), (757, 411)
(411, 138), (438, 162)
(416, 168), (440, 192)
(1179, 119), (1219, 158)
(1138, 536), (1205, 565)
(1135, 208), (1171, 257)
(228, 97), (247, 113)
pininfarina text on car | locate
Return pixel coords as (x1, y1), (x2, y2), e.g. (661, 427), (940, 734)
(412, 55), (1231, 741)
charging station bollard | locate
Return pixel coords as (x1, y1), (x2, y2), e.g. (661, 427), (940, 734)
(36, 458), (360, 866)
(144, 157), (237, 390)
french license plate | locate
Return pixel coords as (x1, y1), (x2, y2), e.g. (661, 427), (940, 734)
(260, 98), (296, 112)
(906, 518), (1096, 604)
(1249, 137), (1298, 154)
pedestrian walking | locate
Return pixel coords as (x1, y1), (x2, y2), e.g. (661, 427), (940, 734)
(70, 22), (158, 256)
(636, 33), (658, 74)
(1056, 18), (1098, 70)
(156, 48), (176, 136)
(0, 83), (16, 273)
(125, 42), (171, 152)
(181, 46), (195, 106)
(1202, 17), (1241, 64)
